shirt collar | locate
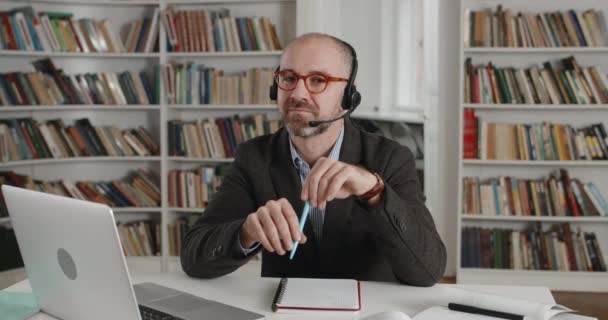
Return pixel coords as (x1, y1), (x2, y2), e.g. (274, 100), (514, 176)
(289, 126), (345, 170)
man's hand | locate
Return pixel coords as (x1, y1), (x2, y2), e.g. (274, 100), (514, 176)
(301, 157), (378, 209)
(240, 198), (307, 255)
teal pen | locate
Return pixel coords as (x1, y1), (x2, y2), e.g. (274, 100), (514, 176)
(289, 201), (310, 260)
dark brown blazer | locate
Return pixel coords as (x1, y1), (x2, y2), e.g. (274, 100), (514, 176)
(181, 119), (446, 286)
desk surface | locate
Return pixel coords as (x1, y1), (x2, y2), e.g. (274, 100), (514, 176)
(6, 271), (555, 320)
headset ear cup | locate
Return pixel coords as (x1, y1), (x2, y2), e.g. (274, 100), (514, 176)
(269, 83), (277, 101)
(351, 87), (361, 108)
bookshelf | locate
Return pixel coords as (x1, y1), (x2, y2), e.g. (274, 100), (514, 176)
(456, 0), (608, 291)
(0, 0), (298, 273)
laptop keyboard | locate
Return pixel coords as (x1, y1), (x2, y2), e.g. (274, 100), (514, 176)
(139, 305), (184, 320)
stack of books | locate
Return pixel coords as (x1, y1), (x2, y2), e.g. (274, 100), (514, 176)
(462, 169), (608, 217)
(0, 118), (159, 162)
(118, 220), (161, 257)
(168, 166), (227, 209)
(461, 223), (606, 272)
(0, 169), (161, 207)
(463, 110), (608, 161)
(0, 59), (159, 106)
(168, 114), (281, 159)
(0, 6), (159, 53)
(163, 64), (274, 105)
(167, 215), (198, 256)
(161, 7), (282, 52)
(464, 6), (608, 47)
(464, 56), (608, 104)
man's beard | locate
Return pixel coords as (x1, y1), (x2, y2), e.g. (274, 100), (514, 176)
(282, 102), (338, 137)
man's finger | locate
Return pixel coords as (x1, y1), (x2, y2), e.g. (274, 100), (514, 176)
(279, 198), (301, 242)
(268, 201), (293, 251)
(258, 207), (284, 255)
(249, 215), (273, 252)
(304, 157), (334, 207)
(325, 166), (352, 202)
(317, 162), (344, 208)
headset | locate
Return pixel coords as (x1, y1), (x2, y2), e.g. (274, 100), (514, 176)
(269, 38), (361, 127)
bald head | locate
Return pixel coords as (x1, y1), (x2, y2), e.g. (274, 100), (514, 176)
(281, 33), (354, 76)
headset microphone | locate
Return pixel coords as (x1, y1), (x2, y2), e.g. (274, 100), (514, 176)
(308, 107), (356, 127)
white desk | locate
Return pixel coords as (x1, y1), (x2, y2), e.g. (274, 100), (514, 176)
(6, 271), (555, 320)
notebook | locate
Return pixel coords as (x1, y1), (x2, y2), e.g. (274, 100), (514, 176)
(0, 291), (40, 320)
(271, 278), (361, 314)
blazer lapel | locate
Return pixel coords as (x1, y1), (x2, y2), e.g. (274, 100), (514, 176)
(269, 129), (318, 264)
(320, 120), (362, 270)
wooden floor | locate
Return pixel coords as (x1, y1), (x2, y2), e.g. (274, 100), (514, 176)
(552, 291), (608, 319)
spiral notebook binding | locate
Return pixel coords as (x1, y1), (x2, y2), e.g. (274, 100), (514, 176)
(271, 277), (288, 312)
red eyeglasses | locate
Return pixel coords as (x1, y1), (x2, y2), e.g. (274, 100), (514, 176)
(274, 70), (349, 94)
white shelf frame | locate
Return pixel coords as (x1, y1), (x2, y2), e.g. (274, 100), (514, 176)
(168, 207), (206, 214)
(168, 104), (277, 111)
(462, 104), (608, 110)
(456, 0), (608, 292)
(0, 50), (159, 58)
(166, 51), (283, 58)
(462, 160), (608, 166)
(464, 47), (608, 54)
(0, 157), (161, 168)
(168, 157), (234, 163)
(0, 105), (161, 112)
(461, 215), (608, 223)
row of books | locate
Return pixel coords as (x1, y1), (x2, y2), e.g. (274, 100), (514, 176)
(118, 220), (161, 257)
(0, 59), (159, 106)
(463, 57), (608, 104)
(163, 64), (274, 105)
(463, 110), (608, 161)
(168, 114), (281, 159)
(462, 170), (608, 217)
(0, 6), (159, 53)
(0, 169), (161, 208)
(464, 6), (608, 48)
(461, 224), (606, 272)
(162, 8), (282, 52)
(168, 167), (226, 209)
(0, 118), (159, 162)
(167, 216), (197, 256)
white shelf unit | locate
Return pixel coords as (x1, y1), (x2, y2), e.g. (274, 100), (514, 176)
(0, 50), (160, 58)
(0, 0), (299, 273)
(456, 0), (608, 291)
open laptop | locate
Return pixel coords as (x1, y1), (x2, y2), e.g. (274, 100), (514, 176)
(2, 185), (264, 320)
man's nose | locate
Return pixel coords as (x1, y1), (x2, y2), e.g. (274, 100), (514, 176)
(290, 78), (310, 100)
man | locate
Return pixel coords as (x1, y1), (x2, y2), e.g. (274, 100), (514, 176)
(181, 33), (446, 286)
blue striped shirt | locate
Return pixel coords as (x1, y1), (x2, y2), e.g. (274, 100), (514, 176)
(289, 126), (345, 244)
(240, 127), (345, 255)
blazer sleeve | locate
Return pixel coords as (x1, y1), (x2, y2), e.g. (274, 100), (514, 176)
(180, 148), (261, 278)
(363, 145), (447, 286)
